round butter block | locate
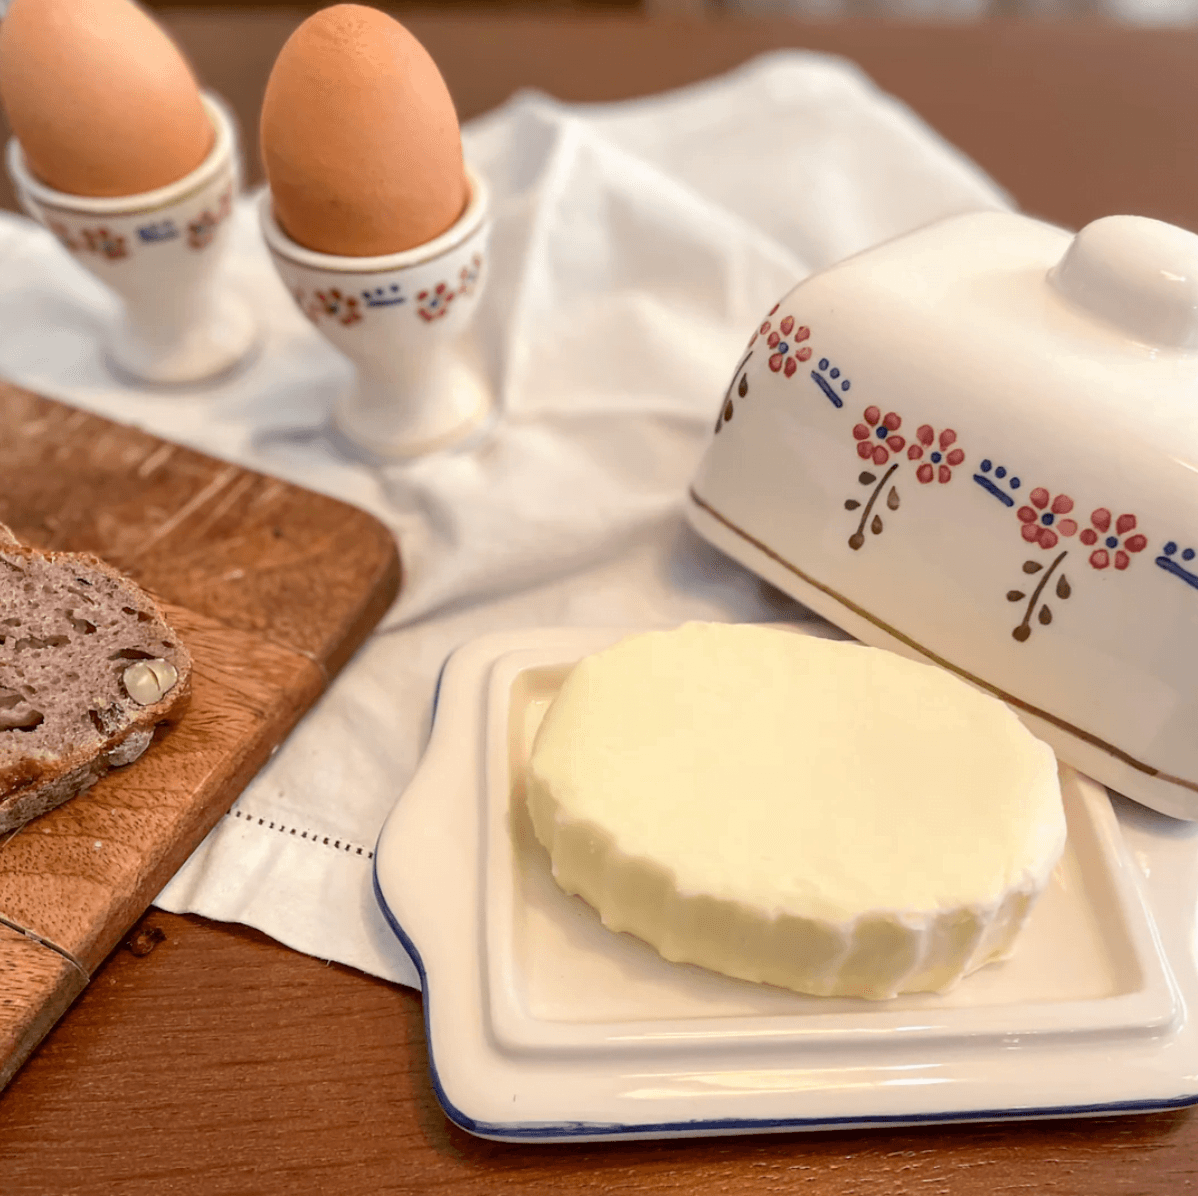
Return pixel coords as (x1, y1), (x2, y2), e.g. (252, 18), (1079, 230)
(525, 623), (1066, 999)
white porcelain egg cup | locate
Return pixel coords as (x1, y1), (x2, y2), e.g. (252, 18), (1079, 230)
(5, 93), (258, 387)
(258, 165), (492, 460)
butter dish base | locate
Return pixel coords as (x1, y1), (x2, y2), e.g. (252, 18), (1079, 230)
(373, 626), (1198, 1143)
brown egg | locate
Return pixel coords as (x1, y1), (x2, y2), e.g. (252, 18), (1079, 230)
(0, 0), (213, 197)
(260, 5), (468, 257)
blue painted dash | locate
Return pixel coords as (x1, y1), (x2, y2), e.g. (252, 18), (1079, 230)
(811, 371), (844, 408)
(973, 474), (1015, 507)
(1157, 555), (1198, 590)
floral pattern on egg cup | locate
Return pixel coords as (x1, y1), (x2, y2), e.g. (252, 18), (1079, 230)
(259, 165), (493, 461)
(5, 93), (257, 387)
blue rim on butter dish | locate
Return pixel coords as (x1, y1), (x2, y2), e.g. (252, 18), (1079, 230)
(371, 627), (1198, 1144)
(371, 865), (1198, 1142)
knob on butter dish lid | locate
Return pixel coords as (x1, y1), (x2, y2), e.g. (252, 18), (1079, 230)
(687, 209), (1198, 820)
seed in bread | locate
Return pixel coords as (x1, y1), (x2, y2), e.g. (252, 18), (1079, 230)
(0, 529), (191, 832)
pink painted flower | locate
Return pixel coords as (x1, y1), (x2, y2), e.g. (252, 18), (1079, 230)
(458, 253), (483, 296)
(1080, 509), (1147, 570)
(747, 303), (780, 348)
(417, 282), (454, 322)
(186, 189), (232, 251)
(851, 406), (904, 466)
(1017, 488), (1077, 549)
(907, 425), (965, 484)
(80, 227), (127, 260)
(314, 288), (362, 326)
(753, 314), (811, 377)
(188, 212), (217, 251)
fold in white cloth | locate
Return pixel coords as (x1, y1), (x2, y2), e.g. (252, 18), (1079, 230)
(0, 52), (1009, 986)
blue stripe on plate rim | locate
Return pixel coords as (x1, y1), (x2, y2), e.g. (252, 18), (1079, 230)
(370, 866), (1198, 1141)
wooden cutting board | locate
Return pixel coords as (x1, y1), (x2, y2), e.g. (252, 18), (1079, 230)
(0, 381), (401, 1090)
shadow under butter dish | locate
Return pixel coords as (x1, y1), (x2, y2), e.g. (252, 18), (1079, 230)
(525, 623), (1066, 1000)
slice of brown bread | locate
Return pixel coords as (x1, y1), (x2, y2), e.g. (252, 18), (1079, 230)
(0, 527), (192, 833)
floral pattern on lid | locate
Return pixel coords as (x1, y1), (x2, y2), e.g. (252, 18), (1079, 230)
(852, 406), (904, 466)
(909, 426), (964, 484)
(1017, 489), (1077, 549)
(708, 300), (1194, 644)
(1081, 510), (1148, 570)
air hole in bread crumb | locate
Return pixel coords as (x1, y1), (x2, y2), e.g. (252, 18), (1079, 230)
(110, 647), (155, 660)
(14, 634), (69, 650)
(0, 709), (44, 732)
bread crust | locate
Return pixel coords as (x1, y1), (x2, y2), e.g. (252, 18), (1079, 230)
(0, 539), (191, 833)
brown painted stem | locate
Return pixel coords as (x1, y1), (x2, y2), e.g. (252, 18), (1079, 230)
(1016, 549), (1067, 639)
(849, 462), (899, 549)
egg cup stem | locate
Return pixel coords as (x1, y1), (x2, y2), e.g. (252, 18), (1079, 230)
(107, 286), (257, 389)
(337, 354), (492, 459)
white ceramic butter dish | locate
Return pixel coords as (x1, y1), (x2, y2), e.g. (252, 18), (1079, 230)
(687, 211), (1198, 821)
(373, 625), (1198, 1143)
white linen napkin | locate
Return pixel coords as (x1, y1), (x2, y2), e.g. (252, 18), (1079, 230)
(0, 52), (1009, 987)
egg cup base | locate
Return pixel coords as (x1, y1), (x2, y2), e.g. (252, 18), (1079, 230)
(105, 289), (260, 388)
(333, 362), (495, 461)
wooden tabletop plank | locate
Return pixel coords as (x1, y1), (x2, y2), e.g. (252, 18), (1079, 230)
(4, 12), (1188, 236)
(4, 15), (1198, 235)
(2, 909), (1196, 1196)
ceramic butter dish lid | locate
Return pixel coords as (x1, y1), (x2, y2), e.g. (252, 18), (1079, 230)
(686, 210), (1198, 821)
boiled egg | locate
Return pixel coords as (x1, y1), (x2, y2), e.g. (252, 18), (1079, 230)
(260, 5), (467, 257)
(0, 0), (213, 197)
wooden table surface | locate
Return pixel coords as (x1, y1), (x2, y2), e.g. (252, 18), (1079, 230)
(4, 10), (1198, 1194)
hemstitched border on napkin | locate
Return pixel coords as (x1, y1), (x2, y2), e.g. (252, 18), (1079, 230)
(228, 808), (375, 860)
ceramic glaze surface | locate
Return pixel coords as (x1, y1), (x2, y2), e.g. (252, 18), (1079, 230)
(259, 166), (491, 459)
(687, 210), (1198, 820)
(372, 627), (1198, 1142)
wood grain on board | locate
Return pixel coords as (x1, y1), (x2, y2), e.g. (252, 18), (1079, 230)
(0, 381), (400, 1090)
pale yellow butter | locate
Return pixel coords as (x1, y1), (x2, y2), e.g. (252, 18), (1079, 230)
(526, 622), (1066, 999)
